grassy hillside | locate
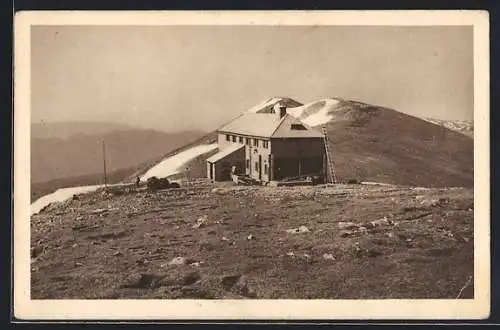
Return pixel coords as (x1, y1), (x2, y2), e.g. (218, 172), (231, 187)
(31, 183), (474, 299)
(161, 100), (473, 188)
(322, 102), (473, 187)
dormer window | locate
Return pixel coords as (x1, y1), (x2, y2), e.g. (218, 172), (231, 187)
(291, 124), (306, 130)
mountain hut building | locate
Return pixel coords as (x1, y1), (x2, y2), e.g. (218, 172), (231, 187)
(206, 104), (327, 183)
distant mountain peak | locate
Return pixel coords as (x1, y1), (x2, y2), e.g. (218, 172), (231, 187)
(247, 97), (303, 113)
(423, 118), (474, 137)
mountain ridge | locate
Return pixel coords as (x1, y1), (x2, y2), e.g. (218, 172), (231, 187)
(158, 96), (473, 188)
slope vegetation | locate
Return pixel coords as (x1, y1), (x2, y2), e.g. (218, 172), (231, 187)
(164, 97), (473, 188)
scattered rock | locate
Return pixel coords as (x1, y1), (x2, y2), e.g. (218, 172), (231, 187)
(182, 272), (201, 285)
(112, 250), (122, 256)
(72, 243), (78, 248)
(340, 230), (354, 238)
(438, 198), (450, 205)
(221, 274), (242, 291)
(247, 234), (254, 240)
(323, 253), (336, 261)
(337, 221), (358, 230)
(286, 251), (295, 257)
(31, 246), (44, 258)
(370, 217), (391, 227)
(211, 188), (228, 195)
(90, 208), (108, 215)
(286, 225), (310, 234)
(192, 215), (208, 229)
(122, 273), (163, 289)
(75, 262), (83, 267)
(168, 256), (187, 265)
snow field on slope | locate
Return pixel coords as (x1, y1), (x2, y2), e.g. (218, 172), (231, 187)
(140, 143), (218, 181)
(31, 185), (104, 215)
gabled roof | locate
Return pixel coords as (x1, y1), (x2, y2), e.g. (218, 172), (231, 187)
(206, 144), (245, 163)
(271, 114), (325, 138)
(218, 112), (324, 139)
(218, 113), (282, 137)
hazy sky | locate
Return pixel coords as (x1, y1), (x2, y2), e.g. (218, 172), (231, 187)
(31, 25), (473, 132)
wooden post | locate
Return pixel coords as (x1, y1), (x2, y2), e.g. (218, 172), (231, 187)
(102, 140), (108, 188)
(269, 154), (273, 181)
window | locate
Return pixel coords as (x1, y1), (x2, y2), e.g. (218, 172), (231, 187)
(291, 124), (307, 130)
(239, 136), (243, 143)
(245, 137), (250, 145)
(264, 164), (268, 175)
(263, 140), (269, 149)
(226, 134), (230, 141)
(253, 139), (259, 147)
(232, 135), (237, 142)
(246, 159), (250, 169)
(255, 162), (259, 171)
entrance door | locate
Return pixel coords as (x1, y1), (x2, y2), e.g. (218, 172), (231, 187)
(258, 155), (262, 181)
(209, 162), (214, 180)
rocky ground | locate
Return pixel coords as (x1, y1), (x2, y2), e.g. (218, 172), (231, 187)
(31, 182), (474, 299)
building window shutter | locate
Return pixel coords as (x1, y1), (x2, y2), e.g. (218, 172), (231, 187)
(226, 134), (230, 141)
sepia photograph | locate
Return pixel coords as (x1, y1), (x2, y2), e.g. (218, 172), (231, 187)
(14, 10), (490, 320)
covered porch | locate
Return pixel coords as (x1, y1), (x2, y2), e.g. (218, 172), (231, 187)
(206, 144), (245, 182)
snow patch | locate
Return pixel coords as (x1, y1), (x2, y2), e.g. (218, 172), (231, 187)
(302, 107), (334, 126)
(31, 185), (103, 215)
(247, 97), (283, 113)
(287, 98), (341, 126)
(140, 143), (218, 180)
(286, 106), (305, 118)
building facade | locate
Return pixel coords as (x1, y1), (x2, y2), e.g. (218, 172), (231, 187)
(206, 104), (326, 183)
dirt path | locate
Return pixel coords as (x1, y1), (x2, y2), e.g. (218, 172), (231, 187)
(31, 184), (474, 299)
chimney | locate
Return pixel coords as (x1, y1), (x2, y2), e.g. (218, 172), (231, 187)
(274, 103), (287, 119)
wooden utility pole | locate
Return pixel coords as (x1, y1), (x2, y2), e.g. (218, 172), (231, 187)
(102, 140), (108, 188)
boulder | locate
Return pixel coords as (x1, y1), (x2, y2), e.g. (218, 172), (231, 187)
(286, 225), (310, 234)
(337, 221), (358, 230)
